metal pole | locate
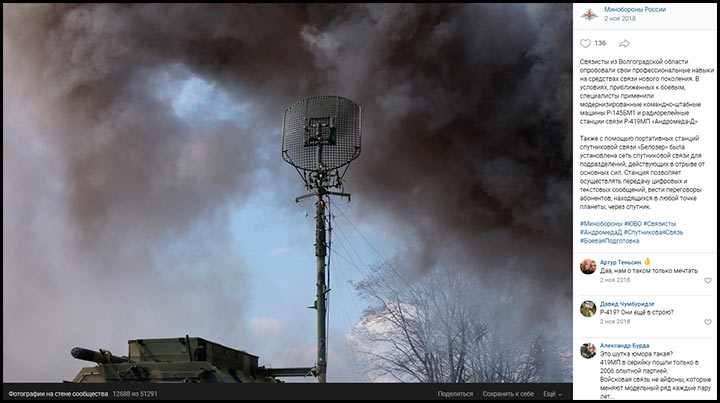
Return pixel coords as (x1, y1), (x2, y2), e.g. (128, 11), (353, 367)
(315, 195), (327, 383)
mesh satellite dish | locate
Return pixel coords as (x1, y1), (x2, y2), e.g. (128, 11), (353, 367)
(282, 95), (361, 190)
(281, 95), (362, 383)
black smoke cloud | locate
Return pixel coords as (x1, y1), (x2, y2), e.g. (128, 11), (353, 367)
(5, 4), (316, 242)
(300, 4), (572, 291)
(3, 3), (571, 381)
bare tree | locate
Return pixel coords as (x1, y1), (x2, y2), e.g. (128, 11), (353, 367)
(349, 257), (570, 383)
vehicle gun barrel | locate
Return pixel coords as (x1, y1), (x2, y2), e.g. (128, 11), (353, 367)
(71, 347), (128, 364)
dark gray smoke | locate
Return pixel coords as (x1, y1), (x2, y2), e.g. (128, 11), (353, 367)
(4, 3), (571, 381)
(314, 4), (573, 289)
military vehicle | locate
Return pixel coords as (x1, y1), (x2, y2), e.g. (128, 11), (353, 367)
(70, 336), (313, 383)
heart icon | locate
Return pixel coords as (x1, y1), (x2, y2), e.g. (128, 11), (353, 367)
(705, 319), (712, 325)
(580, 39), (591, 48)
(705, 277), (712, 283)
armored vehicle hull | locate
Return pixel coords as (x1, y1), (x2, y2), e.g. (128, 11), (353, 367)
(72, 336), (312, 383)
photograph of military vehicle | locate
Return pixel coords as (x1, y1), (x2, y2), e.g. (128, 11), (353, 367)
(71, 337), (314, 383)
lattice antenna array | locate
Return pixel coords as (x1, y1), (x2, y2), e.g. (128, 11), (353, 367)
(281, 95), (362, 383)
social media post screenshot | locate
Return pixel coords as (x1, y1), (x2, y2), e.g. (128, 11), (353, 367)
(2, 3), (716, 401)
(576, 253), (714, 295)
(575, 287), (714, 337)
(574, 3), (717, 401)
(573, 340), (715, 398)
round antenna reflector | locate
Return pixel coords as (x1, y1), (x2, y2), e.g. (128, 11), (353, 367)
(282, 95), (361, 172)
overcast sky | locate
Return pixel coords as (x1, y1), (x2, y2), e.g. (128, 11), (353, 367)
(4, 3), (572, 382)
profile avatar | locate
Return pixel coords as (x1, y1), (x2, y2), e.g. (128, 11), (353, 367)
(580, 258), (596, 275)
(580, 300), (597, 317)
(580, 343), (596, 359)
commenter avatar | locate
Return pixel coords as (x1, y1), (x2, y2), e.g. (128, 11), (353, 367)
(580, 300), (597, 317)
(580, 258), (596, 274)
(580, 343), (596, 359)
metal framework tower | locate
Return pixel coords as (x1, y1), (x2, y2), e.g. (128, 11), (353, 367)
(281, 95), (362, 383)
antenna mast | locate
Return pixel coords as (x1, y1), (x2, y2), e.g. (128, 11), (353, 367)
(281, 95), (361, 383)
